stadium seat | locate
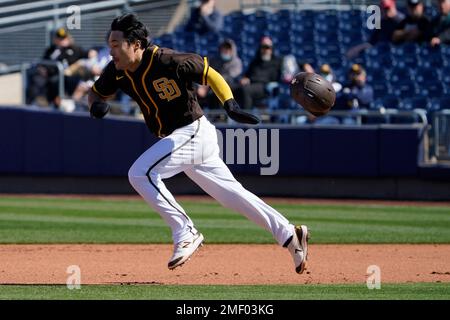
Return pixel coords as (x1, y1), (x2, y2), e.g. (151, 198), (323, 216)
(339, 32), (364, 47)
(415, 67), (441, 84)
(291, 31), (315, 43)
(422, 82), (445, 98)
(292, 45), (316, 58)
(418, 54), (444, 69)
(338, 9), (363, 22)
(172, 31), (199, 48)
(292, 19), (315, 32)
(318, 55), (343, 70)
(392, 55), (418, 68)
(317, 12), (339, 23)
(419, 44), (441, 56)
(277, 9), (294, 20)
(372, 82), (391, 99)
(441, 66), (450, 84)
(350, 54), (366, 67)
(316, 44), (341, 57)
(316, 32), (340, 45)
(399, 96), (430, 110)
(376, 95), (400, 109)
(274, 43), (293, 56)
(241, 33), (260, 47)
(392, 80), (417, 99)
(366, 47), (391, 66)
(439, 95), (450, 109)
(425, 5), (439, 19)
(244, 10), (270, 23)
(366, 67), (387, 83)
(366, 52), (393, 68)
(391, 43), (418, 56)
(388, 66), (413, 82)
(333, 67), (347, 84)
(441, 45), (450, 60)
(428, 98), (442, 112)
(390, 113), (422, 124)
(339, 19), (363, 31)
(372, 42), (392, 55)
(242, 24), (266, 37)
(293, 10), (315, 22)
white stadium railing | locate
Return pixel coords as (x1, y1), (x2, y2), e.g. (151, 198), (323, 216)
(433, 110), (450, 161)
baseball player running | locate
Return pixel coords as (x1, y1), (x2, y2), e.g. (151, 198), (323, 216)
(88, 14), (309, 273)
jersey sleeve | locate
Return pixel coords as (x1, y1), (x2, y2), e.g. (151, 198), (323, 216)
(92, 61), (118, 98)
(175, 53), (209, 86)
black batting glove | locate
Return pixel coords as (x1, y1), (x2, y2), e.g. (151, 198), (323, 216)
(90, 101), (111, 119)
(223, 99), (260, 125)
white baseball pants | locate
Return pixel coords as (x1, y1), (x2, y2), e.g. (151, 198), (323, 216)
(128, 116), (294, 245)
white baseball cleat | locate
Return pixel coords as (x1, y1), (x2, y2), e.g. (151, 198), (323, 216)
(287, 225), (310, 274)
(168, 232), (204, 270)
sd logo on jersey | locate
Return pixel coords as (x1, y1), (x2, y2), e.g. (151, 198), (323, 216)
(153, 77), (181, 102)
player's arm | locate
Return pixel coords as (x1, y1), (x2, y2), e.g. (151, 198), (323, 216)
(175, 54), (259, 124)
(88, 61), (118, 119)
(206, 67), (259, 124)
(88, 88), (111, 119)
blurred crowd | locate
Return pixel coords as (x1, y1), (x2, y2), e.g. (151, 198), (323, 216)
(26, 27), (111, 111)
(24, 0), (450, 122)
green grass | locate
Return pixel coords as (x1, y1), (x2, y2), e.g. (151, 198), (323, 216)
(0, 283), (448, 300)
(0, 197), (448, 301)
(0, 196), (449, 244)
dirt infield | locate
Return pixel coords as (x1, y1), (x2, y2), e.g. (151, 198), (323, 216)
(0, 244), (449, 285)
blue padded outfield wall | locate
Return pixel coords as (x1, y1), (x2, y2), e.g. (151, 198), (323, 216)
(0, 107), (427, 178)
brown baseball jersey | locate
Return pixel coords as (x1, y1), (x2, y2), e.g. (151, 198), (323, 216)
(92, 45), (208, 137)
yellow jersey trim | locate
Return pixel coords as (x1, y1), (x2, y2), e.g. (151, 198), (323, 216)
(202, 57), (209, 86)
(141, 46), (163, 137)
(124, 70), (151, 115)
(92, 83), (111, 99)
(207, 67), (234, 105)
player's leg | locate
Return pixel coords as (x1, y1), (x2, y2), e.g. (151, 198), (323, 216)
(185, 156), (309, 273)
(185, 156), (293, 244)
(128, 120), (203, 264)
(184, 117), (309, 273)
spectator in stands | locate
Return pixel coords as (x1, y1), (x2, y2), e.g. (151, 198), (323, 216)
(185, 0), (223, 35)
(70, 44), (112, 110)
(234, 36), (282, 109)
(336, 64), (374, 111)
(300, 62), (315, 74)
(197, 38), (242, 109)
(43, 28), (87, 66)
(347, 0), (405, 58)
(27, 28), (88, 108)
(429, 0), (450, 46)
(318, 64), (342, 94)
(266, 54), (300, 122)
(210, 38), (243, 86)
(281, 54), (300, 84)
(392, 0), (431, 44)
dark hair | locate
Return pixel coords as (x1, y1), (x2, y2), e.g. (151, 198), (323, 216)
(111, 13), (150, 49)
(219, 40), (233, 49)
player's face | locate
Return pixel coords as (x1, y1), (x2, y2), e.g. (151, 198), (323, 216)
(108, 31), (139, 70)
(440, 0), (450, 15)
